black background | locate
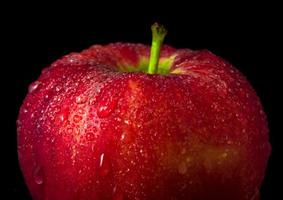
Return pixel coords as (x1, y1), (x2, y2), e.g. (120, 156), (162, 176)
(3, 2), (282, 199)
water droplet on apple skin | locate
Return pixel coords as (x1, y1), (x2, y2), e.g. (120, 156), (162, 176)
(58, 108), (69, 123)
(86, 131), (96, 140)
(97, 97), (118, 118)
(55, 85), (62, 92)
(33, 165), (44, 185)
(76, 95), (87, 104)
(99, 153), (105, 167)
(28, 81), (41, 93)
(120, 132), (126, 141)
(112, 186), (124, 200)
(259, 110), (264, 115)
(67, 128), (73, 133)
(98, 153), (110, 177)
(73, 115), (82, 123)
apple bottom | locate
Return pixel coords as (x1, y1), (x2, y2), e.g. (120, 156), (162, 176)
(19, 127), (264, 200)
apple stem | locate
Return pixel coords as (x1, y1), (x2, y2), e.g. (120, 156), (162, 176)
(148, 23), (167, 74)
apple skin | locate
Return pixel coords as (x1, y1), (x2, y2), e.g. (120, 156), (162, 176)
(17, 43), (271, 200)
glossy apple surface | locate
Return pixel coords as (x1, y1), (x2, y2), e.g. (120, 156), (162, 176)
(17, 43), (271, 200)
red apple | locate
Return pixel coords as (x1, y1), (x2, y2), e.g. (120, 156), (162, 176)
(17, 23), (271, 200)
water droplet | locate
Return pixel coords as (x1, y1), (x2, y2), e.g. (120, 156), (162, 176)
(186, 157), (191, 162)
(97, 98), (118, 118)
(99, 153), (104, 167)
(58, 108), (69, 122)
(53, 106), (61, 113)
(55, 86), (61, 92)
(28, 81), (41, 93)
(227, 140), (232, 145)
(95, 86), (101, 93)
(73, 115), (82, 123)
(59, 115), (65, 122)
(76, 96), (87, 104)
(221, 152), (228, 158)
(120, 132), (126, 141)
(68, 57), (77, 63)
(99, 153), (110, 176)
(23, 109), (28, 113)
(91, 144), (96, 152)
(112, 186), (124, 200)
(36, 124), (41, 129)
(33, 165), (44, 185)
(56, 96), (62, 102)
(260, 110), (264, 115)
(124, 120), (129, 125)
(41, 68), (49, 75)
(86, 132), (95, 140)
(67, 128), (73, 133)
(250, 189), (259, 200)
(78, 108), (84, 114)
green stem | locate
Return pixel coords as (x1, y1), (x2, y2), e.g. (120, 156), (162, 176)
(148, 23), (167, 74)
